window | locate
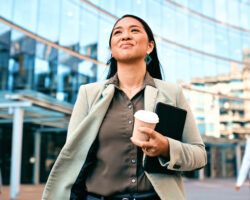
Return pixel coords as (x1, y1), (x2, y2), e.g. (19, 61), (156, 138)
(59, 0), (80, 46)
(37, 0), (60, 41)
(12, 0), (38, 32)
(0, 0), (13, 20)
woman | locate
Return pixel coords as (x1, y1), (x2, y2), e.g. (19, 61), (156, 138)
(235, 136), (250, 191)
(42, 14), (207, 200)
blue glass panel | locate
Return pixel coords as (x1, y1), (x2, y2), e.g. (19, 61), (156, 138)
(162, 6), (177, 41)
(189, 52), (204, 78)
(116, 0), (132, 17)
(228, 29), (242, 61)
(0, 23), (10, 35)
(37, 0), (60, 42)
(242, 32), (250, 49)
(78, 60), (95, 78)
(188, 0), (202, 13)
(240, 3), (250, 29)
(79, 11), (98, 52)
(96, 17), (113, 80)
(160, 43), (176, 82)
(202, 0), (215, 18)
(215, 25), (229, 58)
(0, 0), (13, 19)
(131, 0), (147, 18)
(174, 48), (190, 82)
(56, 64), (71, 101)
(99, 0), (116, 15)
(175, 10), (188, 46)
(215, 0), (227, 22)
(97, 16), (113, 63)
(59, 0), (80, 46)
(203, 57), (217, 77)
(202, 21), (215, 53)
(146, 0), (162, 33)
(188, 16), (203, 50)
(173, 0), (188, 7)
(88, 0), (99, 6)
(12, 0), (38, 32)
(34, 58), (50, 87)
(227, 0), (240, 26)
(216, 59), (230, 74)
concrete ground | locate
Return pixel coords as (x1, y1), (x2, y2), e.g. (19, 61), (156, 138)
(184, 178), (250, 200)
(0, 178), (249, 200)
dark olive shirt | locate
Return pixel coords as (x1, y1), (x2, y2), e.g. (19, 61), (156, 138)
(85, 73), (156, 196)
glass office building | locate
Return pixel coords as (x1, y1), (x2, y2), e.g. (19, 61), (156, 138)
(0, 0), (250, 184)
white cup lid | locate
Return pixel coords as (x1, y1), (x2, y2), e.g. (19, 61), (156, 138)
(134, 110), (159, 123)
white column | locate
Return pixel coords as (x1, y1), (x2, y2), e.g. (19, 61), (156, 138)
(33, 131), (41, 184)
(10, 108), (24, 199)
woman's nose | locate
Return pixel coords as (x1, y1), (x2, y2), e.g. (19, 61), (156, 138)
(121, 31), (132, 40)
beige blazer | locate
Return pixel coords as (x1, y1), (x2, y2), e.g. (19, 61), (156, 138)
(42, 78), (207, 200)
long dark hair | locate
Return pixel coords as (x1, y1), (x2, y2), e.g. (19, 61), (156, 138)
(106, 14), (163, 80)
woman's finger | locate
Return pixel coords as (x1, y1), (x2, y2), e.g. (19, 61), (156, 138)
(138, 127), (156, 139)
(130, 137), (144, 147)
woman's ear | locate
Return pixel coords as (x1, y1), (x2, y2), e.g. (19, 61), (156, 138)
(147, 41), (155, 54)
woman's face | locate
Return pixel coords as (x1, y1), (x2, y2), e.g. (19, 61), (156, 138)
(110, 17), (154, 63)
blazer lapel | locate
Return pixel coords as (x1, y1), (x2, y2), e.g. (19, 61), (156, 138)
(144, 85), (158, 112)
(64, 84), (115, 156)
(142, 85), (158, 163)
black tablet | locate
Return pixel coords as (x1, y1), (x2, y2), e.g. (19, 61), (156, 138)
(143, 102), (187, 174)
(154, 102), (187, 140)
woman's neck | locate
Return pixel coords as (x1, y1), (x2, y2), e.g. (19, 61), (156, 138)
(117, 61), (146, 89)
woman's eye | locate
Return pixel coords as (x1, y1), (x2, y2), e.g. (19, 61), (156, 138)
(131, 29), (139, 32)
(113, 30), (122, 35)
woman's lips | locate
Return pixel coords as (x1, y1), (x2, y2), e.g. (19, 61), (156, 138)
(120, 43), (134, 48)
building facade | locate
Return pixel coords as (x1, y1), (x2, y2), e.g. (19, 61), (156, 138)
(190, 49), (250, 139)
(0, 0), (250, 184)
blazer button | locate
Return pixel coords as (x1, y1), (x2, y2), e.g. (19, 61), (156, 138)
(173, 164), (181, 169)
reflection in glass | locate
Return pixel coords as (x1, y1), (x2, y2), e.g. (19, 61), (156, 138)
(0, 29), (10, 89)
(189, 16), (203, 50)
(202, 21), (215, 53)
(12, 0), (38, 32)
(8, 32), (36, 90)
(37, 0), (60, 41)
(215, 25), (229, 58)
(59, 0), (80, 46)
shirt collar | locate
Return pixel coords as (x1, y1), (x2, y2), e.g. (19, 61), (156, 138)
(107, 72), (156, 89)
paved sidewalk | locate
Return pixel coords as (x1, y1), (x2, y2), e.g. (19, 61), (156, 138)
(184, 178), (250, 200)
(0, 184), (43, 200)
(0, 179), (249, 200)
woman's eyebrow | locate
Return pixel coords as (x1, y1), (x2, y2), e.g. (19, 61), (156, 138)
(113, 26), (122, 31)
(113, 25), (141, 31)
(129, 25), (141, 29)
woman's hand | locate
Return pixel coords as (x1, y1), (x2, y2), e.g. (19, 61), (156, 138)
(235, 185), (240, 191)
(130, 126), (170, 158)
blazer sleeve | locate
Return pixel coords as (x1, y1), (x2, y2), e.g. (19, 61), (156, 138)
(66, 85), (89, 141)
(162, 85), (207, 171)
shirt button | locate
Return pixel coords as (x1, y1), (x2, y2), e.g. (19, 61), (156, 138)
(129, 120), (132, 124)
(128, 104), (132, 109)
(131, 159), (136, 164)
(131, 178), (136, 183)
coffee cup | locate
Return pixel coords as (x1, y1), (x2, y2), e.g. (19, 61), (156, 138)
(132, 110), (159, 142)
